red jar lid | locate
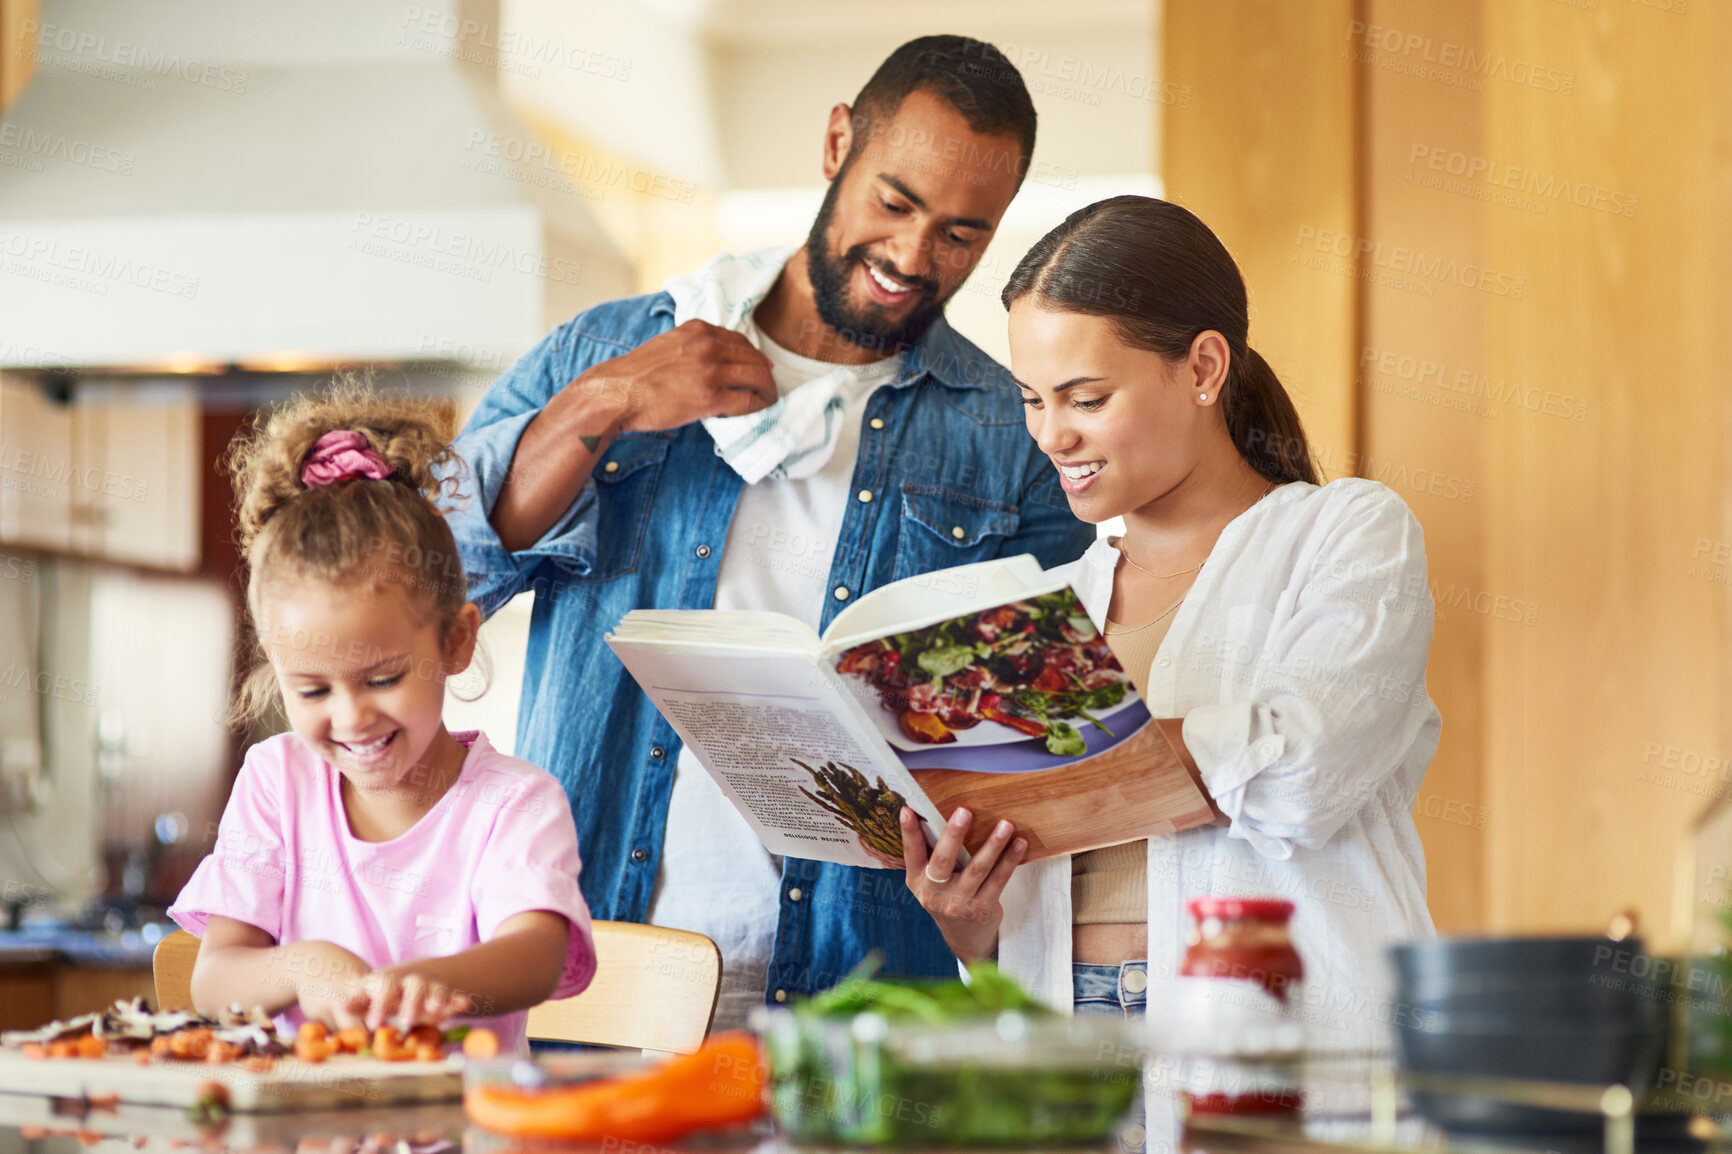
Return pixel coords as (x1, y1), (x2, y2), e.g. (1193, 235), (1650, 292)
(1187, 896), (1295, 922)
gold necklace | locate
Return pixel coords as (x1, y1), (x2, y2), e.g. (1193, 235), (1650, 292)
(1105, 592), (1187, 635)
(1118, 551), (1204, 580)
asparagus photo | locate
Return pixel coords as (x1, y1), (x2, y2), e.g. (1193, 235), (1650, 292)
(793, 759), (907, 863)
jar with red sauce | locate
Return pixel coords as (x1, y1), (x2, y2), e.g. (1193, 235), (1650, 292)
(1171, 896), (1306, 1118)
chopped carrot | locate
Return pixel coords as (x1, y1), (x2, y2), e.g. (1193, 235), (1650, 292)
(87, 1093), (119, 1110)
(293, 1038), (330, 1064)
(336, 1026), (369, 1053)
(407, 1024), (442, 1050)
(298, 1021), (328, 1042)
(461, 1027), (500, 1059)
(414, 1045), (442, 1062)
(48, 1040), (78, 1059)
(76, 1130), (101, 1146)
(76, 1034), (107, 1060)
(21, 1042), (46, 1060)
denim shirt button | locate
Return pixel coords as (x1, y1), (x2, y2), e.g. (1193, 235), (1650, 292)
(951, 526), (966, 540)
(870, 418), (885, 430)
(695, 544), (711, 559)
(788, 887), (803, 902)
(631, 848), (649, 862)
(603, 460), (619, 474)
(774, 989), (788, 1003)
(857, 489), (873, 503)
(649, 746), (666, 760)
(834, 586), (850, 601)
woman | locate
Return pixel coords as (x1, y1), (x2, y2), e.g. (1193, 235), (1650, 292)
(898, 196), (1439, 1052)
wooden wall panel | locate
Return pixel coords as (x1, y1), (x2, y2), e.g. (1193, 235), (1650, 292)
(1164, 0), (1731, 940)
(1359, 0), (1490, 933)
(0, 0), (37, 113)
(1479, 2), (1729, 942)
(1161, 0), (1360, 463)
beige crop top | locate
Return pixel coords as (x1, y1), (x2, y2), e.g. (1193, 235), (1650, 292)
(1071, 598), (1180, 926)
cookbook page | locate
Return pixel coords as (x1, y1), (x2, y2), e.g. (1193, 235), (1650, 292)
(823, 587), (1216, 861)
(605, 641), (949, 869)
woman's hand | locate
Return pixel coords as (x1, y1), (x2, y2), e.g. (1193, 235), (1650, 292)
(286, 941), (373, 1028)
(350, 965), (475, 1031)
(901, 806), (1027, 963)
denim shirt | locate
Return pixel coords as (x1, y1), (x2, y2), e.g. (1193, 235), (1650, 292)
(448, 289), (1094, 1000)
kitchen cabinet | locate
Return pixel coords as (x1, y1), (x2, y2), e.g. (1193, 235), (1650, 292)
(0, 959), (157, 1029)
(0, 378), (200, 572)
(0, 379), (75, 553)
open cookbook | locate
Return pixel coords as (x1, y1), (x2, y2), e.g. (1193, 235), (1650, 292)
(605, 555), (1217, 870)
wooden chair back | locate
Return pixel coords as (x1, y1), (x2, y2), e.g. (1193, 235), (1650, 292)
(152, 921), (722, 1052)
(152, 929), (200, 1013)
(527, 921), (721, 1052)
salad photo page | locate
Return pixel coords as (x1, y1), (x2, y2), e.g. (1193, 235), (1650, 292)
(607, 556), (1217, 869)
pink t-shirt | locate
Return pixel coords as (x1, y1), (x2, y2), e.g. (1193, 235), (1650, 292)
(169, 730), (595, 1051)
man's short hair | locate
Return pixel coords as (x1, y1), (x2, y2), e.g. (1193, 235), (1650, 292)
(851, 35), (1037, 181)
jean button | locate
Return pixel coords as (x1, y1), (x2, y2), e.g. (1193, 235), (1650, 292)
(631, 848), (648, 863)
(1121, 968), (1148, 995)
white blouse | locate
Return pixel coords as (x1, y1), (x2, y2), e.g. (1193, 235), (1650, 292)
(997, 478), (1441, 1053)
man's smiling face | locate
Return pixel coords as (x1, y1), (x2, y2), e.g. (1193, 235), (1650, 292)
(804, 87), (1025, 355)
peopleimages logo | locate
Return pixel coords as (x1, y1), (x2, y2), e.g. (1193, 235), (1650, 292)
(1343, 20), (1575, 95)
(1293, 225), (1526, 300)
(20, 19), (251, 93)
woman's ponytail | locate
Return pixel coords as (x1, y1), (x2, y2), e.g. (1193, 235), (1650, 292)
(1002, 195), (1318, 487)
(1226, 346), (1319, 485)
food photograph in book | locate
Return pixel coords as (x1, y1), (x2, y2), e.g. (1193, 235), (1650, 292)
(830, 589), (1213, 860)
(835, 588), (1146, 764)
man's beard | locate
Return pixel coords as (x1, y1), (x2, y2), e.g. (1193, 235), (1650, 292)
(803, 172), (950, 356)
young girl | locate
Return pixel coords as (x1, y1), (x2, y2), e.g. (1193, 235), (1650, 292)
(169, 385), (595, 1050)
(900, 196), (1439, 1053)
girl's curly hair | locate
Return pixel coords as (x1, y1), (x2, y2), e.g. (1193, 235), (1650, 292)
(225, 378), (473, 727)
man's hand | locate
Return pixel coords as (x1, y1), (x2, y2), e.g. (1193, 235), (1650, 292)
(580, 319), (777, 432)
(491, 319), (777, 551)
(901, 806), (1026, 963)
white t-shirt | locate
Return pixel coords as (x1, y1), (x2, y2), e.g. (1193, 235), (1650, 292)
(646, 324), (903, 1032)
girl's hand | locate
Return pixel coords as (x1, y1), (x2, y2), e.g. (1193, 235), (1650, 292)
(351, 965), (475, 1031)
(287, 941), (373, 1028)
(900, 806), (1027, 963)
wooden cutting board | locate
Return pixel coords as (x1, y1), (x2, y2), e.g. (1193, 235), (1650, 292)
(0, 1049), (464, 1112)
(0, 1089), (469, 1146)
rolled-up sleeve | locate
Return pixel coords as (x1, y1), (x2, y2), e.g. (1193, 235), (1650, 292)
(447, 326), (603, 618)
(1183, 487), (1436, 859)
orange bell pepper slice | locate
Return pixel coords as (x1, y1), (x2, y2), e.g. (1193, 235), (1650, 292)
(463, 1031), (765, 1143)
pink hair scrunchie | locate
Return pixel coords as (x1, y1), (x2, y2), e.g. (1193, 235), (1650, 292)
(300, 430), (394, 488)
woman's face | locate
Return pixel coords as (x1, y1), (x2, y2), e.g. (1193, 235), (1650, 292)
(1008, 301), (1217, 524)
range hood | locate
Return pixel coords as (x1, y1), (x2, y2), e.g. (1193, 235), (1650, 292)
(0, 0), (632, 371)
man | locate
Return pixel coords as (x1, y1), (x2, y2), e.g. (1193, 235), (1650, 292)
(449, 35), (1092, 1028)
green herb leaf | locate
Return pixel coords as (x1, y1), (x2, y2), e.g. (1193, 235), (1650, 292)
(1045, 722), (1086, 757)
(917, 644), (976, 677)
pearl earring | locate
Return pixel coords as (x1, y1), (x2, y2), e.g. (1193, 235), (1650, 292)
(1199, 393), (1209, 402)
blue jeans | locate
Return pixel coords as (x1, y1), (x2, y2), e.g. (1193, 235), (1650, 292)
(1074, 962), (1149, 1152)
(1073, 960), (1150, 1017)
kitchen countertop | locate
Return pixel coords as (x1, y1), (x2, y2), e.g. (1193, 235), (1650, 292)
(0, 1053), (1711, 1154)
(0, 924), (171, 968)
